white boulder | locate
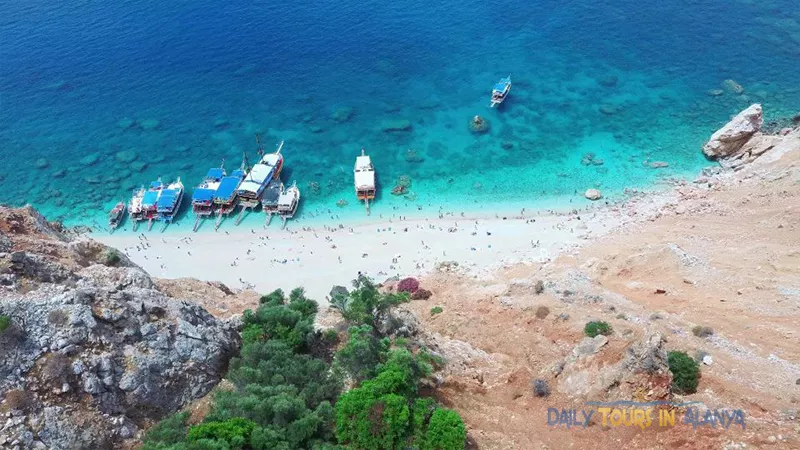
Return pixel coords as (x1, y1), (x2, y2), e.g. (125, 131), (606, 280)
(702, 104), (762, 159)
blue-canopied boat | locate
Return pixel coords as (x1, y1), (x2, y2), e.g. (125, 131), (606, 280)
(191, 165), (225, 231)
(156, 178), (184, 232)
(213, 162), (246, 230)
(490, 75), (511, 108)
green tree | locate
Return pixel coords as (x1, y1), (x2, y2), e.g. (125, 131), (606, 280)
(668, 351), (700, 394)
(335, 276), (409, 326)
(187, 418), (256, 449)
(141, 412), (190, 449)
(584, 321), (613, 337)
(336, 325), (389, 383)
(421, 409), (466, 450)
(0, 315), (10, 334)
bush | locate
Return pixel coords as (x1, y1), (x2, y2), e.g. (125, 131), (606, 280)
(187, 417), (257, 448)
(141, 412), (190, 449)
(411, 288), (432, 300)
(692, 325), (714, 338)
(336, 325), (389, 383)
(336, 276), (409, 326)
(584, 321), (613, 337)
(42, 353), (71, 384)
(0, 315), (9, 334)
(104, 248), (121, 266)
(421, 408), (466, 450)
(535, 306), (550, 319)
(430, 306), (443, 316)
(534, 280), (545, 295)
(668, 351), (700, 394)
(397, 277), (420, 293)
(4, 389), (31, 411)
(531, 379), (550, 397)
(48, 309), (69, 327)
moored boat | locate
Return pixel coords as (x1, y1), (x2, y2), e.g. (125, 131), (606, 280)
(213, 163), (246, 230)
(277, 181), (300, 229)
(191, 165), (225, 231)
(108, 201), (126, 231)
(261, 180), (283, 227)
(142, 180), (164, 231)
(235, 139), (285, 225)
(156, 178), (184, 232)
(354, 149), (376, 215)
(128, 187), (146, 231)
(490, 75), (511, 108)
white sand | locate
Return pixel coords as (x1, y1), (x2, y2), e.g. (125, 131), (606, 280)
(96, 208), (621, 305)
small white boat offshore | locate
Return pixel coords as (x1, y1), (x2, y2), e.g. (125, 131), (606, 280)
(277, 181), (300, 229)
(490, 75), (511, 108)
(354, 149), (376, 215)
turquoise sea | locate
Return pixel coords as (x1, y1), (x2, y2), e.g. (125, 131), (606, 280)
(1, 0), (799, 232)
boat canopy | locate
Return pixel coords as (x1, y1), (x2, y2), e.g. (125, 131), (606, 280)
(354, 155), (375, 189)
(192, 188), (215, 203)
(493, 80), (509, 92)
(149, 181), (164, 190)
(157, 189), (180, 212)
(214, 176), (241, 202)
(278, 191), (295, 208)
(238, 164), (274, 195)
(142, 191), (160, 207)
(206, 168), (225, 180)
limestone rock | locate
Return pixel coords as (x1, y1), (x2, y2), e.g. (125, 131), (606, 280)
(722, 79), (745, 95)
(585, 189), (602, 201)
(702, 104), (762, 159)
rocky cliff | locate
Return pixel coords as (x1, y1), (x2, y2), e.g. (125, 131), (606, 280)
(0, 206), (240, 449)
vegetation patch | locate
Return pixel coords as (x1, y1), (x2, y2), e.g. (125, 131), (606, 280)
(535, 306), (550, 319)
(531, 379), (550, 397)
(104, 248), (121, 266)
(430, 306), (443, 316)
(668, 350), (700, 394)
(691, 325), (714, 338)
(0, 315), (9, 334)
(584, 321), (613, 337)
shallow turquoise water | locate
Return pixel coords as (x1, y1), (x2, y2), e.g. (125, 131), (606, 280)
(1, 0), (798, 232)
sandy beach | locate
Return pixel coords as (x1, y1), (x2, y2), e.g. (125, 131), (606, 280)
(95, 203), (633, 304)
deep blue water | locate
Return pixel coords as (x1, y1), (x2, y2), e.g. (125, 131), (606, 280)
(1, 0), (799, 231)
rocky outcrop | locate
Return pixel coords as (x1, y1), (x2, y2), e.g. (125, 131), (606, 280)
(0, 206), (240, 449)
(702, 104), (763, 159)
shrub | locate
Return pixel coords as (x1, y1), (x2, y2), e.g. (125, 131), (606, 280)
(337, 276), (410, 326)
(397, 277), (420, 293)
(584, 321), (613, 337)
(0, 315), (9, 334)
(4, 389), (31, 411)
(691, 325), (714, 338)
(668, 351), (700, 394)
(336, 325), (389, 383)
(411, 288), (432, 300)
(430, 306), (443, 316)
(187, 417), (257, 448)
(421, 408), (466, 450)
(531, 379), (550, 397)
(104, 248), (121, 266)
(534, 280), (545, 294)
(535, 306), (550, 319)
(141, 412), (190, 449)
(48, 309), (69, 327)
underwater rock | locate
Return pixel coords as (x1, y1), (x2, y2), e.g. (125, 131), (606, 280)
(80, 153), (101, 166)
(702, 103), (762, 159)
(118, 117), (136, 129)
(599, 104), (621, 115)
(722, 79), (745, 95)
(310, 125), (325, 134)
(404, 148), (424, 163)
(307, 181), (321, 196)
(35, 158), (49, 169)
(648, 161), (669, 168)
(213, 118), (230, 129)
(52, 169), (66, 179)
(501, 141), (514, 150)
(584, 189), (602, 200)
(382, 119), (413, 132)
(392, 175), (412, 195)
(469, 115), (489, 134)
(130, 161), (148, 173)
(139, 118), (161, 130)
(85, 175), (102, 185)
(151, 154), (166, 164)
(234, 63), (258, 76)
(598, 75), (618, 87)
(707, 89), (724, 97)
(580, 153), (604, 166)
(330, 106), (354, 123)
(175, 145), (191, 153)
(115, 150), (138, 163)
(336, 199), (348, 208)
